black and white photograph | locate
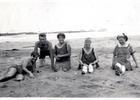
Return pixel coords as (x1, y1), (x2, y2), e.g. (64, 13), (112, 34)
(0, 0), (140, 98)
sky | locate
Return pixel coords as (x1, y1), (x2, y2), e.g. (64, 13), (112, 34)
(0, 0), (140, 34)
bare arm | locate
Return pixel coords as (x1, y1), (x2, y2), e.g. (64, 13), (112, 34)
(90, 49), (99, 65)
(54, 45), (58, 58)
(130, 45), (138, 68)
(132, 54), (139, 68)
(22, 59), (34, 77)
(79, 49), (84, 65)
(91, 59), (99, 65)
(112, 45), (117, 67)
(34, 42), (39, 53)
(48, 42), (54, 68)
(57, 43), (71, 58)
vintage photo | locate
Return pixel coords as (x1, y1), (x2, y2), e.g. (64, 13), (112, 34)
(0, 0), (140, 98)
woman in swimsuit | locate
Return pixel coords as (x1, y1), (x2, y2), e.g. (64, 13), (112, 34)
(78, 38), (99, 75)
(54, 33), (71, 72)
(112, 33), (139, 76)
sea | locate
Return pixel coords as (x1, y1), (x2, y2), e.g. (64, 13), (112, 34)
(0, 32), (139, 42)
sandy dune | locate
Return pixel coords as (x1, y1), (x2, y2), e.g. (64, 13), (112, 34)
(0, 36), (140, 97)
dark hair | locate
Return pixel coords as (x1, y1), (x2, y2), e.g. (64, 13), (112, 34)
(39, 33), (46, 37)
(57, 33), (65, 39)
(117, 33), (128, 41)
(31, 51), (39, 58)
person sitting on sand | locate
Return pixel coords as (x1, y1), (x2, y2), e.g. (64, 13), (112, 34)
(112, 33), (139, 76)
(54, 33), (71, 72)
(34, 33), (54, 70)
(78, 38), (99, 75)
(0, 52), (38, 82)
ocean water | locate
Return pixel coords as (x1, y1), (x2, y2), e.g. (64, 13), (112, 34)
(0, 32), (138, 42)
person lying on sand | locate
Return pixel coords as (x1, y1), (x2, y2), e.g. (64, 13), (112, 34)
(0, 52), (38, 82)
(34, 33), (54, 70)
(78, 38), (99, 75)
(112, 33), (139, 76)
(54, 33), (71, 72)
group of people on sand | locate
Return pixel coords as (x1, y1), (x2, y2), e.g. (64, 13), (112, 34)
(0, 32), (139, 82)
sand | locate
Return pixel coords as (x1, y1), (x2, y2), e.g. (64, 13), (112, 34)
(0, 36), (140, 97)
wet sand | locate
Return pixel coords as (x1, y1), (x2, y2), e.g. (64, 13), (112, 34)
(0, 36), (140, 97)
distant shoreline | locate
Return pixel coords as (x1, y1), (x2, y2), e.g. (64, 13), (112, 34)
(0, 30), (94, 36)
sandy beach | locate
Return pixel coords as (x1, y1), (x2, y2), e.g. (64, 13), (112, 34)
(0, 34), (140, 97)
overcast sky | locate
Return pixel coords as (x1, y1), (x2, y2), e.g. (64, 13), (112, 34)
(0, 0), (140, 34)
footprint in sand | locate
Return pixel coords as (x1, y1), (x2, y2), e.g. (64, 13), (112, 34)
(127, 92), (140, 97)
(90, 78), (103, 82)
(0, 84), (8, 88)
(78, 84), (102, 89)
(52, 90), (72, 97)
(61, 90), (72, 96)
(128, 83), (140, 89)
(25, 94), (32, 97)
(47, 76), (59, 81)
(116, 80), (124, 84)
(104, 90), (115, 96)
(70, 93), (88, 97)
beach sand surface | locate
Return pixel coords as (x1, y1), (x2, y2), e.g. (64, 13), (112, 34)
(0, 36), (140, 97)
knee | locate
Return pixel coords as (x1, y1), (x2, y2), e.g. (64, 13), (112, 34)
(88, 64), (94, 73)
(63, 67), (70, 72)
(16, 74), (24, 81)
(82, 65), (88, 71)
(53, 65), (60, 72)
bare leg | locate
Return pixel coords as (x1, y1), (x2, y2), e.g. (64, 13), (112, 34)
(39, 59), (45, 67)
(82, 64), (88, 74)
(88, 64), (94, 73)
(0, 67), (17, 82)
(16, 74), (24, 81)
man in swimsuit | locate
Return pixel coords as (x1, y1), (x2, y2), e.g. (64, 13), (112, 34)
(34, 33), (55, 71)
(0, 52), (38, 82)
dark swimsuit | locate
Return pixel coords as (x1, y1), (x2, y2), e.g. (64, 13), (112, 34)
(113, 44), (134, 71)
(54, 43), (71, 71)
(36, 41), (50, 59)
(55, 43), (70, 62)
(81, 48), (96, 65)
(78, 48), (99, 70)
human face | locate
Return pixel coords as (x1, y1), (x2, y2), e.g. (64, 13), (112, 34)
(84, 41), (91, 49)
(58, 36), (65, 44)
(39, 36), (46, 42)
(118, 37), (126, 45)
